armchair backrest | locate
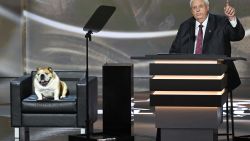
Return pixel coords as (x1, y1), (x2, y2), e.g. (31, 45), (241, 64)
(31, 71), (85, 96)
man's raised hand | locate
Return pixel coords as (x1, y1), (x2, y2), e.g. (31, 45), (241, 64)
(224, 0), (236, 21)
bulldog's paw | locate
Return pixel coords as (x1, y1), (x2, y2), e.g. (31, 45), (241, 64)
(60, 95), (66, 99)
(37, 98), (43, 101)
(54, 97), (60, 100)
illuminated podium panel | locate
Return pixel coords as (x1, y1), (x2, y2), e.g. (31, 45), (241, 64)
(149, 55), (227, 141)
(131, 54), (247, 141)
(131, 54), (244, 141)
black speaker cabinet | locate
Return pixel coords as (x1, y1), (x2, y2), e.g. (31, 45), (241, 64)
(234, 136), (250, 141)
(103, 63), (134, 138)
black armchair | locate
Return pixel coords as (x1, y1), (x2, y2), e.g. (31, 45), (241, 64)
(10, 71), (98, 140)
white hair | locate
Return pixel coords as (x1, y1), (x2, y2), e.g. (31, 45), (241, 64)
(190, 0), (209, 7)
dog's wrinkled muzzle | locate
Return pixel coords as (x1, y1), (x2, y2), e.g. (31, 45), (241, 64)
(39, 79), (50, 86)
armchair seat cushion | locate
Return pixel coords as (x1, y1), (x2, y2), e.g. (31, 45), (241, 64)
(22, 94), (77, 113)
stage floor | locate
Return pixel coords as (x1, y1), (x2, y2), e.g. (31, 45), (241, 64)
(1, 90), (250, 141)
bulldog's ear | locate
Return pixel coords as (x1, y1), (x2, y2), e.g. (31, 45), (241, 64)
(48, 67), (53, 72)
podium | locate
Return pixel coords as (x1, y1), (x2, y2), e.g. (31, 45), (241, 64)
(132, 54), (246, 141)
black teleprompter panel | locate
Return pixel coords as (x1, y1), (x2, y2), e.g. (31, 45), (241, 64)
(149, 64), (227, 75)
(102, 63), (133, 137)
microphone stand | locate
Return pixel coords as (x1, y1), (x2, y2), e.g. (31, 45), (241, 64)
(69, 5), (115, 141)
(85, 30), (93, 139)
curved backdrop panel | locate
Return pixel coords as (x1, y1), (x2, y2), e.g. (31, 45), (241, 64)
(22, 0), (250, 77)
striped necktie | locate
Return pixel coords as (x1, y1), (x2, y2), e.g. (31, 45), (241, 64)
(195, 24), (203, 54)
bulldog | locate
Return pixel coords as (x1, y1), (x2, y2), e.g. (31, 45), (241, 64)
(33, 67), (68, 100)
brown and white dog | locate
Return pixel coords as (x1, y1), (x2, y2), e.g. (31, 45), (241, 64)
(33, 67), (68, 100)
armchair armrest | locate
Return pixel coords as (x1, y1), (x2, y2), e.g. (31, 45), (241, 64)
(77, 76), (98, 127)
(10, 74), (32, 127)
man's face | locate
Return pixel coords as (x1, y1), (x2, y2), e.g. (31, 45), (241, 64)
(191, 0), (209, 23)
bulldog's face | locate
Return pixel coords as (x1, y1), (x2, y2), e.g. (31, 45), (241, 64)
(35, 67), (54, 86)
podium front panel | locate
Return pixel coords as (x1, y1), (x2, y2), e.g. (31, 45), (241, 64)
(155, 107), (222, 128)
(150, 89), (227, 107)
(150, 76), (227, 91)
(150, 64), (227, 75)
(131, 54), (235, 141)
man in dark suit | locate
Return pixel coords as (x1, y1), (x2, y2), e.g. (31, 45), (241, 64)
(169, 0), (245, 90)
(156, 1), (245, 140)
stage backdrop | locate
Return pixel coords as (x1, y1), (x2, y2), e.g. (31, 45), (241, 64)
(0, 0), (249, 103)
(23, 0), (250, 77)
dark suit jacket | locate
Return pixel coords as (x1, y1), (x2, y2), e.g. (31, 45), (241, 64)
(169, 13), (245, 90)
